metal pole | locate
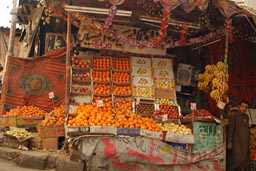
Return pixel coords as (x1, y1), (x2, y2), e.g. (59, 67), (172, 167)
(7, 0), (19, 58)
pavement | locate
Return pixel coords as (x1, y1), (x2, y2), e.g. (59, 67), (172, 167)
(0, 147), (85, 171)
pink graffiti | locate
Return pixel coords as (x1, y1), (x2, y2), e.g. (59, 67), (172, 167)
(127, 140), (164, 164)
(101, 138), (143, 170)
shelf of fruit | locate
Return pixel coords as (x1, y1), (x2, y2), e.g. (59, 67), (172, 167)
(5, 105), (47, 117)
(67, 102), (162, 132)
(182, 109), (220, 123)
(71, 57), (90, 70)
(113, 85), (132, 96)
(71, 86), (92, 95)
(39, 106), (65, 127)
(153, 104), (180, 119)
(112, 58), (130, 71)
(72, 73), (91, 84)
(155, 98), (178, 106)
(92, 70), (111, 83)
(93, 56), (111, 69)
(135, 103), (155, 117)
(114, 97), (133, 110)
(112, 71), (131, 85)
(93, 83), (111, 96)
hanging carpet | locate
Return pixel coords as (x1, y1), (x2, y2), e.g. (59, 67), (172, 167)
(0, 47), (66, 114)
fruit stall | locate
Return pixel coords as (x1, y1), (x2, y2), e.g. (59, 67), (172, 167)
(64, 53), (226, 170)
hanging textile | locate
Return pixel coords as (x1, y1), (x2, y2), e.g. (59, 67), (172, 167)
(0, 47), (66, 114)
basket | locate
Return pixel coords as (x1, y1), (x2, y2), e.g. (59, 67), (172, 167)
(2, 134), (31, 149)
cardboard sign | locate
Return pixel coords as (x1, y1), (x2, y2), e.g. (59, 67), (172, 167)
(90, 126), (117, 135)
(140, 129), (164, 140)
(165, 132), (195, 144)
(192, 122), (224, 152)
(96, 100), (103, 107)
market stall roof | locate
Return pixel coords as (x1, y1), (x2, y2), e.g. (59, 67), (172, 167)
(16, 0), (256, 49)
(66, 0), (256, 40)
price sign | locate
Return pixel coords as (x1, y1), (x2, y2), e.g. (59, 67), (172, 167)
(136, 97), (140, 105)
(155, 104), (160, 110)
(49, 92), (55, 99)
(96, 100), (104, 107)
(162, 114), (168, 121)
(190, 103), (197, 111)
(140, 129), (164, 140)
(165, 132), (195, 144)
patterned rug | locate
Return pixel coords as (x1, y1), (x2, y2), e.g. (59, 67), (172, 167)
(0, 47), (66, 114)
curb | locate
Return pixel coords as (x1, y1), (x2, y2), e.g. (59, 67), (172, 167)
(0, 146), (85, 171)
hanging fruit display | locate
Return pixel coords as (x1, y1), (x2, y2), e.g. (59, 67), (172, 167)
(197, 61), (229, 102)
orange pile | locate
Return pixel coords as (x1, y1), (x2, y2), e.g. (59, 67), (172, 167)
(92, 70), (111, 82)
(113, 59), (130, 70)
(94, 84), (111, 95)
(67, 102), (162, 132)
(112, 72), (130, 83)
(93, 57), (111, 69)
(5, 105), (46, 117)
(113, 85), (132, 95)
(39, 106), (66, 126)
(114, 98), (132, 110)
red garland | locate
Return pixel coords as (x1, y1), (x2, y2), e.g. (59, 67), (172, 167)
(153, 8), (170, 48)
(180, 25), (188, 46)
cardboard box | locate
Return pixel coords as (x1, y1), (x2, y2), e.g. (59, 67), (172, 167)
(37, 125), (65, 138)
(16, 117), (44, 128)
(117, 128), (140, 136)
(41, 137), (58, 150)
(0, 116), (17, 127)
(155, 88), (176, 100)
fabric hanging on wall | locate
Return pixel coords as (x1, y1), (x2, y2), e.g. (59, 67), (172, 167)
(0, 47), (66, 114)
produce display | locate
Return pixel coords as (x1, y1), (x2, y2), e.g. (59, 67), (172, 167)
(112, 72), (130, 83)
(153, 104), (179, 118)
(112, 58), (130, 70)
(6, 129), (34, 137)
(135, 103), (154, 117)
(39, 106), (65, 126)
(94, 83), (111, 95)
(137, 87), (151, 97)
(5, 105), (46, 117)
(184, 109), (212, 118)
(92, 70), (111, 82)
(72, 86), (91, 94)
(157, 123), (192, 135)
(156, 78), (171, 89)
(197, 61), (229, 102)
(93, 57), (111, 69)
(155, 98), (178, 106)
(113, 85), (132, 95)
(114, 98), (132, 110)
(67, 102), (162, 132)
(71, 57), (90, 69)
(72, 72), (90, 82)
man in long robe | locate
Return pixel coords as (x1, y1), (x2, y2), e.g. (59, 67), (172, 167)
(227, 100), (249, 171)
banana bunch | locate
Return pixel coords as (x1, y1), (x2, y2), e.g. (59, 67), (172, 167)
(157, 123), (192, 135)
(197, 61), (229, 102)
(6, 129), (33, 137)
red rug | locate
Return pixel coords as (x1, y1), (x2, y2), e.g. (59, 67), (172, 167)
(0, 48), (66, 114)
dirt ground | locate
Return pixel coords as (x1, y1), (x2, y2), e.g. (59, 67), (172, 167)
(0, 158), (55, 171)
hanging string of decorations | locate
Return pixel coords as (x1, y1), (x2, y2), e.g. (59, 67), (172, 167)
(40, 0), (251, 49)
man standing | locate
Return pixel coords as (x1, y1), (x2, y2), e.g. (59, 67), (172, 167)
(227, 100), (249, 171)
